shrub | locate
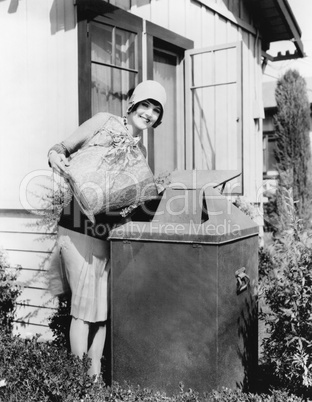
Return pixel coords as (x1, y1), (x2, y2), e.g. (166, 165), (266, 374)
(259, 190), (312, 397)
(209, 388), (304, 401)
(258, 246), (274, 280)
(233, 196), (257, 220)
(48, 297), (72, 350)
(0, 330), (96, 402)
(0, 247), (21, 334)
(0, 329), (306, 402)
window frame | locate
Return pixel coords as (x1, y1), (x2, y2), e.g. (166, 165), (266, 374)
(77, 1), (143, 124)
(145, 21), (193, 171)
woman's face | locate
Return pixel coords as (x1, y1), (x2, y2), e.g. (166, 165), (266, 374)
(130, 100), (162, 131)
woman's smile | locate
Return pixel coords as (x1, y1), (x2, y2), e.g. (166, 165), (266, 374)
(127, 100), (162, 135)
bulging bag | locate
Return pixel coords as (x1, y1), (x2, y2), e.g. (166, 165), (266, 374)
(65, 116), (159, 223)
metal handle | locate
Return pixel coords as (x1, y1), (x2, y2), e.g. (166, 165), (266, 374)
(235, 267), (250, 294)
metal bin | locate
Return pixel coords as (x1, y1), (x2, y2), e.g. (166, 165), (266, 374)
(109, 170), (259, 395)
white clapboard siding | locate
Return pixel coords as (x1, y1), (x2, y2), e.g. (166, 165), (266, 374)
(16, 267), (49, 289)
(0, 0), (78, 210)
(6, 250), (53, 271)
(0, 213), (57, 234)
(13, 322), (54, 341)
(0, 211), (58, 339)
(168, 0), (188, 36)
(16, 288), (56, 310)
(0, 232), (56, 253)
(0, 0), (76, 339)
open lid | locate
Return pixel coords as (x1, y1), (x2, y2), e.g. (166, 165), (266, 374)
(169, 170), (241, 192)
(110, 177), (258, 244)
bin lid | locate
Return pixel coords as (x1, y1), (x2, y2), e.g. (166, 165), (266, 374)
(169, 170), (241, 190)
(109, 185), (259, 245)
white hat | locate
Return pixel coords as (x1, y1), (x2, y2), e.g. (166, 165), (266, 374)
(127, 80), (167, 127)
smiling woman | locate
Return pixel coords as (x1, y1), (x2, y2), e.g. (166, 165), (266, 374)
(46, 80), (167, 379)
(126, 100), (161, 134)
(126, 80), (167, 129)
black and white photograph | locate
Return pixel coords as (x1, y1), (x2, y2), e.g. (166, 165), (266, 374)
(1, 0), (312, 400)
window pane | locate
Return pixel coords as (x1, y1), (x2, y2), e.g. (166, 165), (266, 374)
(91, 22), (113, 64)
(91, 64), (136, 115)
(115, 28), (136, 69)
(268, 139), (277, 171)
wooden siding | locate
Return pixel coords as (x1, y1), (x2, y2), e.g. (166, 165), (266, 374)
(0, 211), (57, 339)
(0, 0), (78, 210)
(0, 0), (76, 338)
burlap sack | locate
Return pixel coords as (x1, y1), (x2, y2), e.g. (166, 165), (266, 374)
(66, 117), (159, 222)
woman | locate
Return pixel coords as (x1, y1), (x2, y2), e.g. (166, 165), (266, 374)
(48, 80), (166, 378)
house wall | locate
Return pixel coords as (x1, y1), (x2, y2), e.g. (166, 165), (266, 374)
(0, 0), (263, 338)
(0, 0), (78, 338)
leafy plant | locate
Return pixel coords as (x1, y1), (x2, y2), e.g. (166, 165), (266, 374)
(48, 297), (72, 350)
(0, 329), (306, 402)
(209, 388), (304, 401)
(260, 190), (312, 397)
(0, 330), (95, 402)
(233, 196), (257, 220)
(0, 247), (22, 334)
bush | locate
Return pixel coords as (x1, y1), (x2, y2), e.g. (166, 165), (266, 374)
(209, 388), (304, 401)
(258, 246), (274, 280)
(259, 191), (312, 397)
(0, 329), (306, 402)
(48, 297), (72, 350)
(0, 330), (96, 402)
(0, 247), (21, 334)
(233, 196), (257, 220)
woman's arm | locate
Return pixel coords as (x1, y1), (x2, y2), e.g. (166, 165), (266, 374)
(48, 113), (111, 174)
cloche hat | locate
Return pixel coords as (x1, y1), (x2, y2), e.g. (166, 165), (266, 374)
(127, 80), (167, 127)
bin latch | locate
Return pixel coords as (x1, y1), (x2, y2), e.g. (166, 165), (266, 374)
(235, 267), (250, 294)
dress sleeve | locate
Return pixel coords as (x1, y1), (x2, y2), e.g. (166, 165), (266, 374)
(48, 112), (111, 157)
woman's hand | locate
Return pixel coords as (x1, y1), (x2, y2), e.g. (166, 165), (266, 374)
(48, 151), (70, 176)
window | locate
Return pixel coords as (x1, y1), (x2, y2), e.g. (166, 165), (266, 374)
(77, 1), (143, 124)
(263, 133), (278, 177)
(77, 1), (193, 173)
(90, 20), (139, 116)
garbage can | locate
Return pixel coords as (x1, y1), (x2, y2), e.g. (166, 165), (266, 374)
(109, 170), (258, 395)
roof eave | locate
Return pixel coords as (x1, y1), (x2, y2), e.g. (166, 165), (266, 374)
(251, 0), (305, 61)
(274, 0), (305, 58)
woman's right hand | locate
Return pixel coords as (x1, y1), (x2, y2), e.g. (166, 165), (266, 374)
(48, 151), (70, 176)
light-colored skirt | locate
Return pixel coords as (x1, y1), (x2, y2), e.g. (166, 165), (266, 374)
(48, 226), (110, 323)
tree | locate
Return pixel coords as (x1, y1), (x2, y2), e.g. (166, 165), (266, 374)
(273, 69), (312, 229)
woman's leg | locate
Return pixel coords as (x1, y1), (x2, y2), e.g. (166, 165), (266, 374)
(69, 317), (89, 358)
(87, 322), (107, 377)
(69, 318), (106, 377)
